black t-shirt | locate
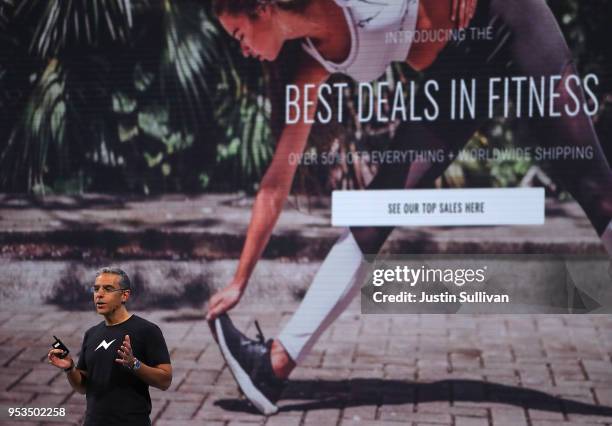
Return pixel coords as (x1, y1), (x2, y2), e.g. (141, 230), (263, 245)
(76, 315), (170, 426)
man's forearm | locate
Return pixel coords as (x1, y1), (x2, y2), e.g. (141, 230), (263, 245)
(66, 368), (86, 394)
(133, 363), (172, 391)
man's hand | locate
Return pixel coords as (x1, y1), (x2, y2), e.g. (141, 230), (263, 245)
(115, 335), (136, 368)
(49, 348), (86, 394)
(48, 349), (74, 370)
(205, 284), (243, 322)
(451, 0), (477, 29)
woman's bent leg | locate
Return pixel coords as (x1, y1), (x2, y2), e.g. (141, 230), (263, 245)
(490, 0), (612, 251)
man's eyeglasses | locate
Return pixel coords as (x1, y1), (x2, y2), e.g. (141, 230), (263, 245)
(90, 285), (127, 294)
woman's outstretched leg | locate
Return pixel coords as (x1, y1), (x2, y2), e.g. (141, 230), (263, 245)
(276, 229), (370, 366)
(273, 111), (484, 373)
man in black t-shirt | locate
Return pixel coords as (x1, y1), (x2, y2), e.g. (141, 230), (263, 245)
(48, 267), (172, 426)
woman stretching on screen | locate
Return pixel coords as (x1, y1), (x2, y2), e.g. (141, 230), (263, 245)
(206, 0), (612, 415)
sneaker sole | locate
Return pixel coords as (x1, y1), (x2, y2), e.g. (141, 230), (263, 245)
(215, 319), (279, 416)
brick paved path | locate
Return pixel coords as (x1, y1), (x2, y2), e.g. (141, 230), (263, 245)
(2, 303), (612, 425)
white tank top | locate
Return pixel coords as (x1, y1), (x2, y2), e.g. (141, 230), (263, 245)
(302, 0), (419, 82)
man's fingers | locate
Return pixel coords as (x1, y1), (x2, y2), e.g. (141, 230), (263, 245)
(48, 349), (62, 360)
(48, 350), (69, 368)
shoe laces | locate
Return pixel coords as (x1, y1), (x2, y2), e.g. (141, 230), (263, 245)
(254, 320), (266, 344)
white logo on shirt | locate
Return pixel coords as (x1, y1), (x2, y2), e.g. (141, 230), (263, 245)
(95, 339), (116, 351)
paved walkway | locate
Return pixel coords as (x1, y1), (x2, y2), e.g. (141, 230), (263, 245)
(1, 303), (612, 425)
(0, 194), (606, 260)
(1, 194), (611, 425)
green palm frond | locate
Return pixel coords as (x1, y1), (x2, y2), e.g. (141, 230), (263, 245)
(24, 0), (136, 58)
(159, 1), (213, 120)
(237, 95), (271, 178)
(1, 58), (66, 191)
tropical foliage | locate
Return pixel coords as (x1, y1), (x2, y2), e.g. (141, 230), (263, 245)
(0, 0), (271, 193)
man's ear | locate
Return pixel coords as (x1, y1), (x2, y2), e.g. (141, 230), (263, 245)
(256, 2), (274, 19)
(122, 290), (131, 304)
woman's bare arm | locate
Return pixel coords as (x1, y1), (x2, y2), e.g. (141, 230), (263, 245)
(206, 56), (329, 321)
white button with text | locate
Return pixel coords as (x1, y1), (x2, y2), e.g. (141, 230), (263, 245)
(331, 188), (544, 226)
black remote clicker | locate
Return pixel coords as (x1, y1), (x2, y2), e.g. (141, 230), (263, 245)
(52, 335), (70, 359)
